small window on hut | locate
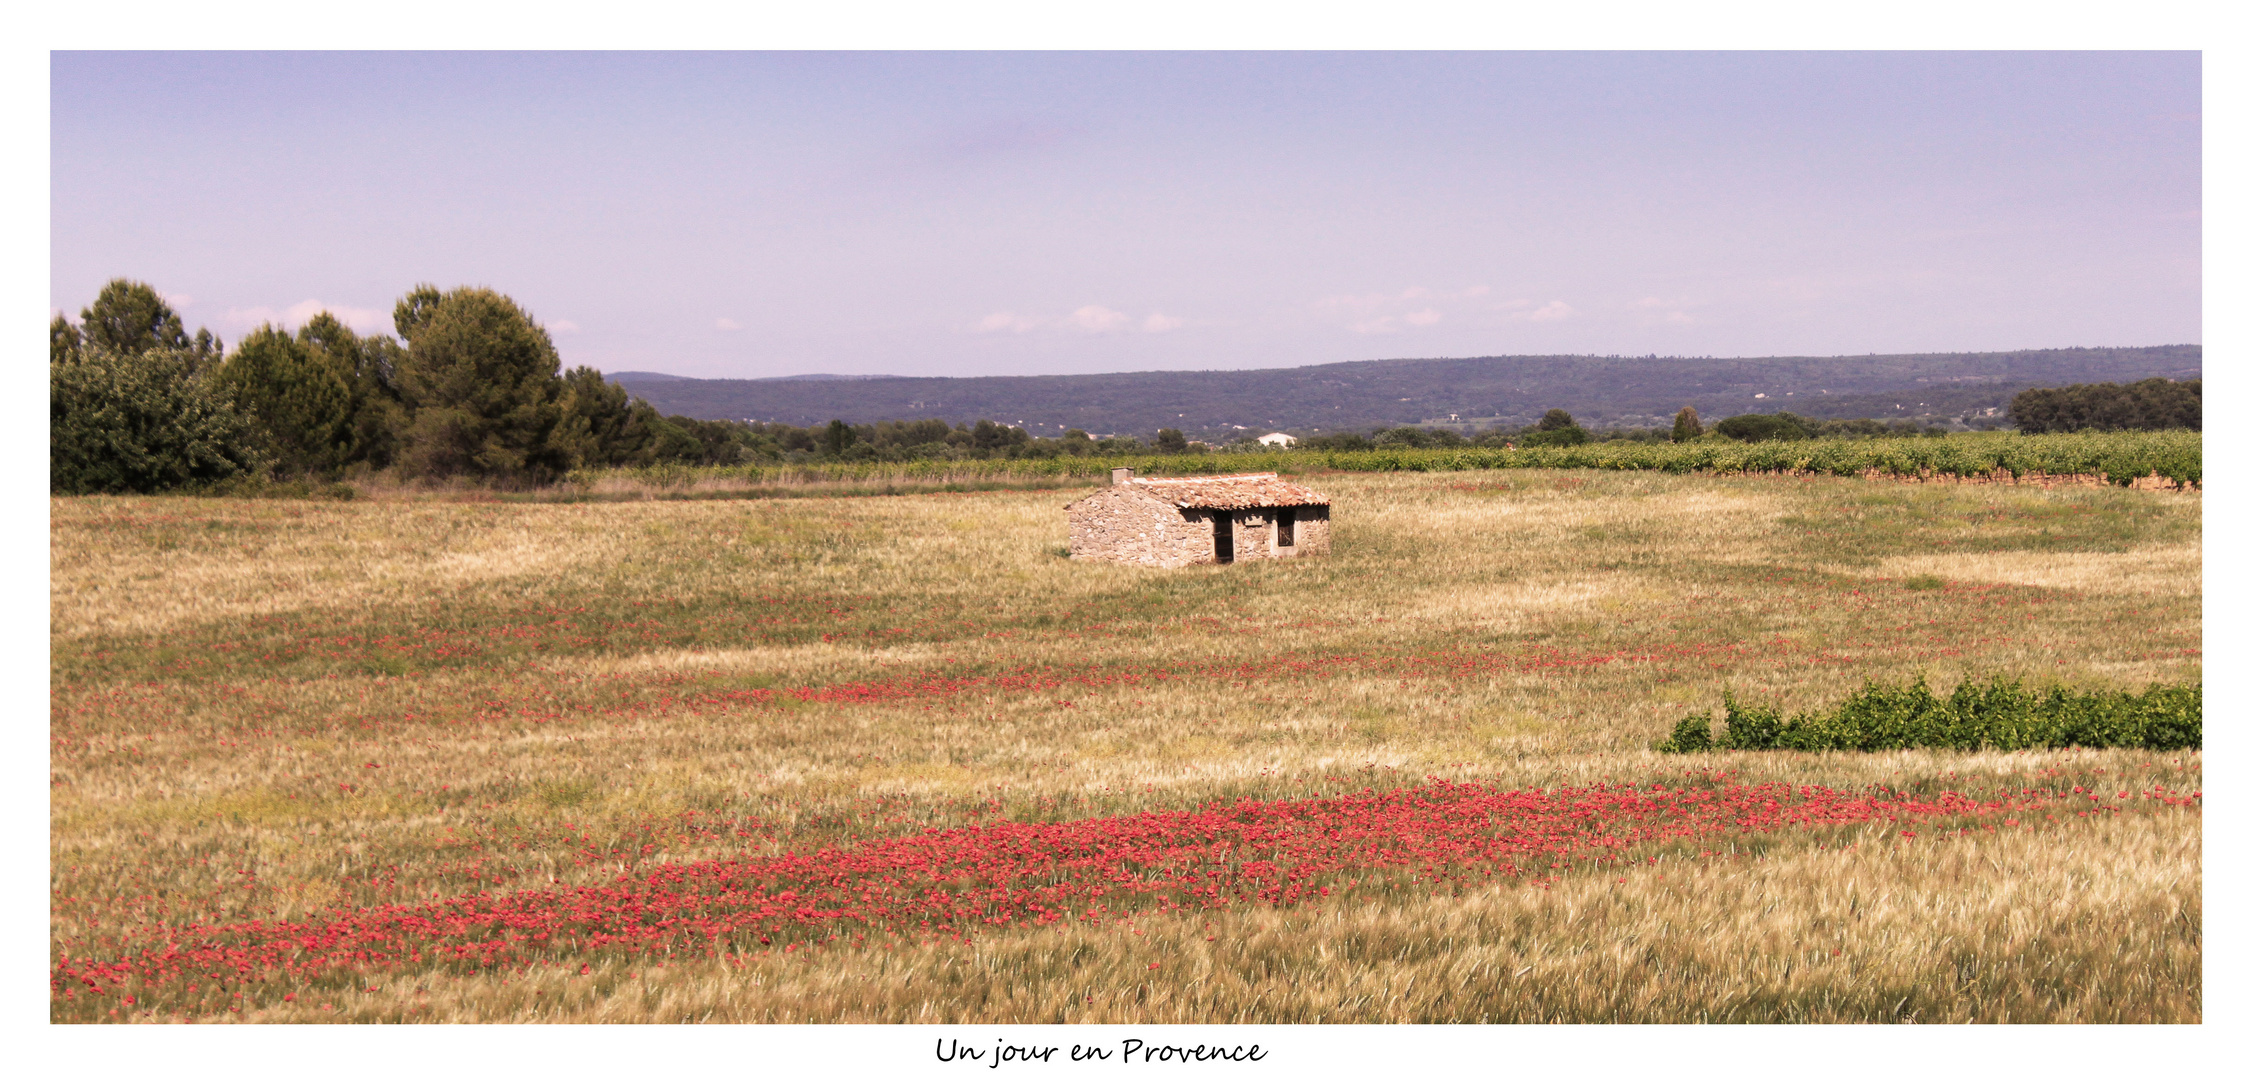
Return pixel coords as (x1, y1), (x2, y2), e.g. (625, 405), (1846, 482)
(1276, 508), (1295, 547)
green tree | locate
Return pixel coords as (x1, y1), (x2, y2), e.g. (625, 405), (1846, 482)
(1153, 427), (1190, 453)
(51, 345), (265, 494)
(51, 315), (82, 365)
(1305, 432), (1374, 451)
(822, 419), (858, 457)
(1373, 427), (1431, 449)
(299, 313), (407, 470)
(1671, 405), (1702, 442)
(552, 366), (654, 468)
(970, 419), (1030, 454)
(389, 285), (568, 482)
(1521, 409), (1590, 447)
(656, 416), (747, 466)
(79, 278), (221, 363)
(213, 323), (358, 474)
(2010, 378), (2200, 434)
(644, 415), (707, 463)
(1713, 412), (1815, 442)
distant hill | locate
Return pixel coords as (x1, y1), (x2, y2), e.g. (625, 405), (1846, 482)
(610, 346), (2200, 438)
(605, 370), (886, 383)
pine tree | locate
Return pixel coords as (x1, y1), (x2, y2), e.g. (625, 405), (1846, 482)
(79, 279), (221, 363)
(213, 323), (358, 474)
(389, 285), (568, 482)
(51, 314), (82, 365)
(1671, 406), (1702, 442)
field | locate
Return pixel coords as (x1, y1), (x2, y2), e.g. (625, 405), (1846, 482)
(49, 468), (2201, 1022)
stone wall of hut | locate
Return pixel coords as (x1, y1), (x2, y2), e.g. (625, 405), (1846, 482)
(1066, 487), (1216, 568)
(1067, 491), (1331, 567)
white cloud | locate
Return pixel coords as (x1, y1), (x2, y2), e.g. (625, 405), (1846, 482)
(1069, 305), (1132, 333)
(551, 319), (582, 333)
(975, 307), (1186, 335)
(217, 306), (283, 329)
(1633, 295), (1698, 325)
(1321, 285), (1487, 331)
(1526, 300), (1574, 322)
(163, 293), (194, 308)
(218, 300), (391, 336)
(715, 318), (742, 331)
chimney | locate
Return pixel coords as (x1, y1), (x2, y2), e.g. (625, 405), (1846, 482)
(1112, 467), (1134, 486)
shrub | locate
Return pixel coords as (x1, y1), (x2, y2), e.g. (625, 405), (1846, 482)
(51, 346), (267, 494)
(1659, 676), (2201, 753)
(1656, 713), (1714, 753)
(1713, 412), (1815, 442)
(1716, 691), (1784, 750)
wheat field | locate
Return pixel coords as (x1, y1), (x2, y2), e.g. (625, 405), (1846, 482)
(49, 470), (2201, 1023)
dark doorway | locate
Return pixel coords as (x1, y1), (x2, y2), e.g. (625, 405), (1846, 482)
(1276, 508), (1295, 547)
(1213, 513), (1234, 563)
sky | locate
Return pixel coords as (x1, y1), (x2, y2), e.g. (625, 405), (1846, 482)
(50, 51), (2200, 379)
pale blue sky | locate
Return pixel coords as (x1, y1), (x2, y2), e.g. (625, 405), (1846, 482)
(51, 51), (2200, 378)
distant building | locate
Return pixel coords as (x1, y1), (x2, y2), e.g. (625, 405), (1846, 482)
(1256, 432), (1297, 447)
(1064, 469), (1332, 568)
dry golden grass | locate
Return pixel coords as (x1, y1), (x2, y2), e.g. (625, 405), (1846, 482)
(49, 471), (2201, 1022)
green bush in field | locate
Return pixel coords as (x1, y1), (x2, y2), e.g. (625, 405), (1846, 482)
(51, 345), (268, 495)
(1659, 676), (2201, 754)
(1715, 691), (1784, 750)
(1657, 713), (1713, 753)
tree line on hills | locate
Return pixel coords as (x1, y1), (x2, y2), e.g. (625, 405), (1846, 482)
(2008, 377), (2199, 435)
(48, 279), (2202, 494)
(610, 344), (2201, 435)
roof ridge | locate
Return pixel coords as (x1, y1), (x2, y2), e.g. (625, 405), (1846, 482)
(1133, 472), (1279, 482)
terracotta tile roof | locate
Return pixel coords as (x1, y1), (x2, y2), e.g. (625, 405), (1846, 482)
(1130, 473), (1330, 509)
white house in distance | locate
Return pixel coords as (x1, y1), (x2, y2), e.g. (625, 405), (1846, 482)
(1257, 432), (1297, 448)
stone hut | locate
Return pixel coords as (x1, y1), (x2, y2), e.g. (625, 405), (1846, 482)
(1064, 469), (1331, 567)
